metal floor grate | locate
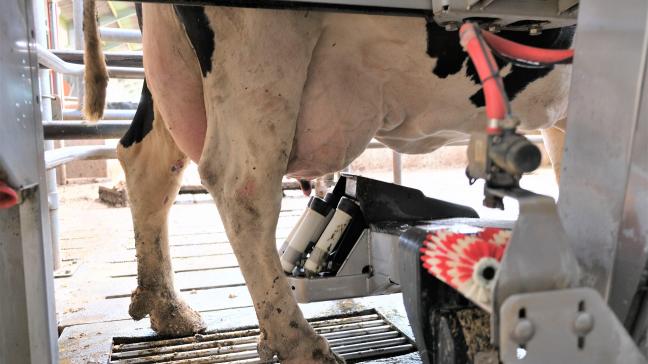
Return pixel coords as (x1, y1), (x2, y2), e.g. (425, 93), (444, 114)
(109, 309), (416, 363)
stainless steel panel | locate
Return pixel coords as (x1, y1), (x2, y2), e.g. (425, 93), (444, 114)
(609, 35), (648, 325)
(0, 0), (58, 362)
(500, 288), (646, 364)
(492, 192), (579, 342)
(558, 0), (648, 315)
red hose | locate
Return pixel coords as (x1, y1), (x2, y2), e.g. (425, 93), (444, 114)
(0, 181), (19, 209)
(459, 23), (509, 122)
(481, 31), (574, 64)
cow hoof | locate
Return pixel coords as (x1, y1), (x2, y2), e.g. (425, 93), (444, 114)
(281, 347), (344, 364)
(264, 332), (345, 364)
(149, 301), (206, 337)
(129, 287), (206, 336)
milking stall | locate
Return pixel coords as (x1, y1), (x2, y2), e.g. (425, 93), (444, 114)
(1, 0), (647, 363)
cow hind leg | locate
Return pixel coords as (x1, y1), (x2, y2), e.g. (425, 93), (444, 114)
(198, 110), (341, 363)
(197, 10), (340, 362)
(117, 88), (205, 336)
(541, 118), (567, 182)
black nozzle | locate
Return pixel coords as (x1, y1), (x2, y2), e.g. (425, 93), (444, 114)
(490, 134), (541, 175)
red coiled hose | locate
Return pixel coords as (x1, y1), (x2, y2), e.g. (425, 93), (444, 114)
(0, 181), (19, 209)
(459, 23), (510, 123)
(459, 23), (574, 132)
(482, 31), (574, 65)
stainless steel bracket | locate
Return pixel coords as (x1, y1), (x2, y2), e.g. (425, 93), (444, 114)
(491, 188), (581, 343)
(500, 288), (647, 364)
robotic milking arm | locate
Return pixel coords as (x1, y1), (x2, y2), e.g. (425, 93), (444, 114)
(277, 3), (648, 363)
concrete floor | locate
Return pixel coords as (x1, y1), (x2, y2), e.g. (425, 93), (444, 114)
(55, 168), (557, 363)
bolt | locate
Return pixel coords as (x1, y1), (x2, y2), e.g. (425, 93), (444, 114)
(511, 319), (535, 344)
(445, 22), (459, 32)
(488, 24), (501, 33)
(573, 312), (594, 335)
(529, 24), (543, 36)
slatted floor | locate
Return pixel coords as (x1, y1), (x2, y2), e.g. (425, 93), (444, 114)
(55, 183), (420, 363)
(109, 310), (416, 363)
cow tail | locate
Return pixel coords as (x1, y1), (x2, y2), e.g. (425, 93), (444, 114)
(82, 0), (108, 121)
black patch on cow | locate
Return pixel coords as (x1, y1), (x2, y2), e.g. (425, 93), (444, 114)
(174, 6), (215, 77)
(426, 19), (467, 78)
(120, 80), (154, 148)
(425, 19), (575, 107)
(135, 3), (143, 30)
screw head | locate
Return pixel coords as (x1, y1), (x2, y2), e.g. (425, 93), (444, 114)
(445, 22), (459, 32)
(488, 24), (501, 33)
(529, 24), (543, 36)
(511, 319), (535, 344)
(573, 312), (594, 335)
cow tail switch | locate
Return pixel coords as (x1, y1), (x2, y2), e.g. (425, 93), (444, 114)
(0, 181), (19, 209)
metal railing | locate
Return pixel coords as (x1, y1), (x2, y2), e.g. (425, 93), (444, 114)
(99, 27), (142, 43)
(45, 145), (117, 170)
(37, 44), (144, 79)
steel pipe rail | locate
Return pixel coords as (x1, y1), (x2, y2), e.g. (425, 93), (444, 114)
(45, 146), (116, 170)
(99, 27), (142, 43)
(36, 43), (84, 75)
(367, 135), (544, 149)
(37, 44), (144, 79)
(52, 49), (143, 68)
(61, 109), (136, 121)
(104, 66), (145, 79)
(43, 121), (131, 140)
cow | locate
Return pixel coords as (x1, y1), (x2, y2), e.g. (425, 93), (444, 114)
(83, 1), (572, 362)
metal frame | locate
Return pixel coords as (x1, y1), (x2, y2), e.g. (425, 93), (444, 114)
(486, 0), (648, 361)
(109, 0), (578, 32)
(558, 0), (648, 323)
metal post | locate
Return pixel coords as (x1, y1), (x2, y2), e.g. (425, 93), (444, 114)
(49, 0), (68, 185)
(36, 0), (61, 270)
(0, 0), (58, 361)
(392, 151), (402, 185)
(72, 0), (84, 108)
(34, 0), (61, 270)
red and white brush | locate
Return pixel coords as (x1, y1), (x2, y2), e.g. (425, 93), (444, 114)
(420, 227), (511, 312)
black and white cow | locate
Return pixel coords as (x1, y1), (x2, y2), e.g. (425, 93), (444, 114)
(83, 1), (572, 362)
